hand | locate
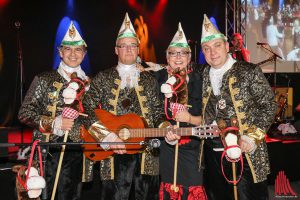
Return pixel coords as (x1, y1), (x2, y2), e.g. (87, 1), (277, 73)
(110, 137), (126, 154)
(165, 125), (181, 144)
(174, 110), (190, 123)
(60, 117), (74, 131)
(239, 135), (257, 154)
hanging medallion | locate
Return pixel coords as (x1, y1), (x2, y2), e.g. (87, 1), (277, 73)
(218, 98), (226, 110)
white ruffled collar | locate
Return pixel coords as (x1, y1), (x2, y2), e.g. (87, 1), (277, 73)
(116, 62), (140, 89)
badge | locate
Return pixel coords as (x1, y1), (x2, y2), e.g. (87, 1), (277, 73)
(218, 99), (226, 110)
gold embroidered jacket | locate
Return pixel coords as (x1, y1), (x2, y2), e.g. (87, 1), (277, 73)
(18, 71), (84, 142)
(202, 61), (277, 182)
(82, 67), (166, 181)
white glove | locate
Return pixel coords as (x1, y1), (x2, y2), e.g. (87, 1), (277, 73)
(240, 135), (257, 154)
(225, 133), (242, 159)
(52, 115), (64, 136)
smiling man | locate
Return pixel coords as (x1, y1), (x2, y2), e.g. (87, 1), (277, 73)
(82, 13), (167, 200)
(200, 14), (277, 200)
(18, 21), (89, 199)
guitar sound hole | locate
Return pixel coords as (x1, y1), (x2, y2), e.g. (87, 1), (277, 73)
(119, 128), (130, 140)
(90, 153), (95, 158)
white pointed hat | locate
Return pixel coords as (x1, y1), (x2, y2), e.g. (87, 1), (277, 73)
(61, 21), (87, 47)
(117, 12), (139, 42)
(201, 14), (227, 44)
(168, 22), (190, 50)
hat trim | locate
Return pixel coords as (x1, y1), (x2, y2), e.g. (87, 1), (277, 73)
(61, 40), (87, 47)
(117, 32), (138, 39)
(169, 42), (190, 48)
(201, 33), (227, 44)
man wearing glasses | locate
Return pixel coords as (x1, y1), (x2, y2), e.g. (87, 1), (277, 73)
(82, 13), (167, 200)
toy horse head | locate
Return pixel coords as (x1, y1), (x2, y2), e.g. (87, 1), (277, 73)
(218, 118), (241, 161)
(62, 72), (90, 113)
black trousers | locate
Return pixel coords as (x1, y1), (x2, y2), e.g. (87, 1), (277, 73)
(98, 154), (159, 200)
(203, 143), (268, 200)
(45, 146), (83, 200)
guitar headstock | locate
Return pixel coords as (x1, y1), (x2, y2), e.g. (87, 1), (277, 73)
(192, 125), (220, 139)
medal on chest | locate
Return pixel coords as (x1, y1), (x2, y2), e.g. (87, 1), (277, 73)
(218, 98), (226, 110)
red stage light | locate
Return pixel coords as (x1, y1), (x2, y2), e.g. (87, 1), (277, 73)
(0, 0), (8, 7)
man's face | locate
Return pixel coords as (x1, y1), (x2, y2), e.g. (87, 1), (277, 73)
(231, 35), (243, 50)
(166, 47), (191, 71)
(202, 38), (229, 69)
(115, 37), (139, 65)
(59, 45), (86, 68)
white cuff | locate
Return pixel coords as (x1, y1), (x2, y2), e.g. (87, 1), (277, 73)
(165, 137), (178, 145)
(241, 135), (257, 154)
(52, 115), (65, 136)
(100, 133), (118, 150)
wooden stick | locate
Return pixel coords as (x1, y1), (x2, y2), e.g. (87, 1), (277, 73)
(232, 162), (238, 200)
(171, 122), (180, 192)
(51, 131), (69, 200)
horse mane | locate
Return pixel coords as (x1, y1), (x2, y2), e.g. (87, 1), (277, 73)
(170, 67), (188, 105)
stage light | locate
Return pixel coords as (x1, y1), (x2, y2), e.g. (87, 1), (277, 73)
(67, 0), (75, 17)
(0, 0), (9, 7)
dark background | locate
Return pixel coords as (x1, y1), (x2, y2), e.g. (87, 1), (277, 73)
(0, 0), (225, 126)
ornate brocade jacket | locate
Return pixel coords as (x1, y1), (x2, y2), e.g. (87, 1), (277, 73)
(202, 61), (277, 182)
(82, 67), (166, 181)
(18, 71), (84, 142)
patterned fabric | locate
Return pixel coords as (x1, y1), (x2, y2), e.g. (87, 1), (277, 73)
(81, 67), (165, 198)
(170, 102), (186, 116)
(202, 61), (277, 182)
(62, 107), (79, 119)
(18, 71), (85, 142)
(155, 67), (205, 192)
(18, 70), (87, 199)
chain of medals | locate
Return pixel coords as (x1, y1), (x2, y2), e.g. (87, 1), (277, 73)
(215, 71), (231, 118)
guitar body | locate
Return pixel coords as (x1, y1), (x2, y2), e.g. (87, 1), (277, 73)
(80, 109), (146, 161)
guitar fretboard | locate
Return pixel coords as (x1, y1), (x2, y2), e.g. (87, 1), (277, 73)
(129, 127), (193, 138)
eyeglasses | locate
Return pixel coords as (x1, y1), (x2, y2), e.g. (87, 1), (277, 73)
(167, 51), (190, 57)
(116, 43), (139, 49)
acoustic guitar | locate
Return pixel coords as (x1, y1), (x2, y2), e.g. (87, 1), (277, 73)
(81, 109), (220, 161)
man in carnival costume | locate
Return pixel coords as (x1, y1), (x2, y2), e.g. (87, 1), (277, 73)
(82, 13), (167, 200)
(200, 14), (277, 200)
(18, 21), (90, 199)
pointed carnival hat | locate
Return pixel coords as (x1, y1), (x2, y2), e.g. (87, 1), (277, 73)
(168, 22), (190, 50)
(61, 21), (87, 47)
(201, 14), (227, 44)
(116, 12), (139, 43)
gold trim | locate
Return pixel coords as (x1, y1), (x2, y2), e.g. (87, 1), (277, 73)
(228, 77), (249, 134)
(245, 154), (257, 183)
(109, 79), (121, 115)
(202, 87), (212, 125)
(134, 85), (149, 124)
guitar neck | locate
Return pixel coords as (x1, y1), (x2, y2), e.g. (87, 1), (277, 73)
(129, 127), (193, 138)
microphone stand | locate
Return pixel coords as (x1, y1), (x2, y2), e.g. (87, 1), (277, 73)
(15, 21), (24, 104)
(259, 44), (282, 89)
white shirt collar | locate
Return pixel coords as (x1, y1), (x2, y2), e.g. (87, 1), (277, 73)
(116, 62), (140, 89)
(57, 61), (88, 82)
(209, 55), (236, 95)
